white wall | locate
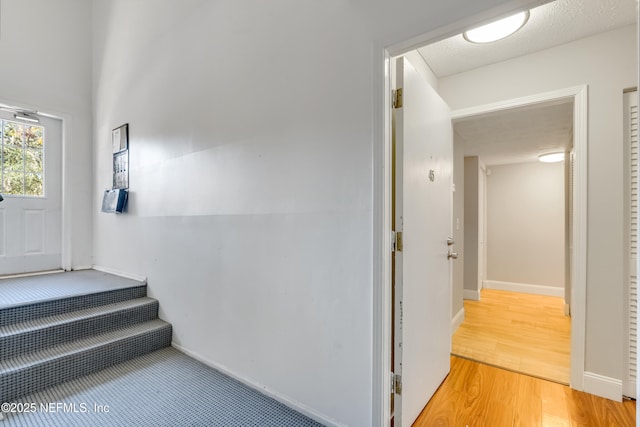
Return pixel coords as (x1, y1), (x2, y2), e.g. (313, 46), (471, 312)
(486, 162), (565, 289)
(463, 156), (480, 299)
(440, 24), (637, 383)
(92, 1), (546, 425)
(0, 0), (93, 268)
(452, 135), (465, 315)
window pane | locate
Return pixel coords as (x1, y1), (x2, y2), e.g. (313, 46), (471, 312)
(0, 120), (45, 197)
(24, 173), (43, 196)
(25, 148), (43, 173)
(3, 171), (24, 195)
(2, 146), (23, 171)
(25, 126), (43, 149)
(3, 122), (24, 148)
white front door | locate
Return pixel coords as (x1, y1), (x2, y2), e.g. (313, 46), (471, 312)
(0, 112), (62, 275)
(393, 56), (453, 427)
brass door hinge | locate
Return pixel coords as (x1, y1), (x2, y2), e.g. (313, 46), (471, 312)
(391, 372), (402, 395)
(393, 88), (403, 109)
(392, 231), (403, 252)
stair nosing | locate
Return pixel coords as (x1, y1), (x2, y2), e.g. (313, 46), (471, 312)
(0, 284), (147, 311)
(0, 297), (158, 338)
(0, 319), (171, 374)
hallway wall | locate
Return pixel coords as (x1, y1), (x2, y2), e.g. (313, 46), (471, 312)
(486, 161), (565, 291)
(90, 1), (540, 425)
(463, 156), (481, 300)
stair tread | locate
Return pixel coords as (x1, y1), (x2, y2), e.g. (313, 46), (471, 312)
(0, 297), (158, 338)
(0, 319), (170, 374)
(0, 270), (146, 310)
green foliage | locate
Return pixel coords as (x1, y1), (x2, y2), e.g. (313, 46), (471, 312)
(1, 121), (44, 196)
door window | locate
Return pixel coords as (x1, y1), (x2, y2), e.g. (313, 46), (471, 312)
(1, 120), (45, 197)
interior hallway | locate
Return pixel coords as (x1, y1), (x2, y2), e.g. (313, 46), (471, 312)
(452, 289), (570, 384)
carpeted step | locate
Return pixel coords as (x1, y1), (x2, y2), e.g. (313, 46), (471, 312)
(0, 319), (172, 404)
(0, 285), (147, 328)
(0, 297), (160, 360)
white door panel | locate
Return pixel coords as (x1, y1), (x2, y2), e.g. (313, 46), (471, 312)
(393, 56), (453, 427)
(0, 113), (62, 275)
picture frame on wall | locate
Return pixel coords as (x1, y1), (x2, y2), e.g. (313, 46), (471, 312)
(112, 123), (128, 153)
(112, 124), (129, 189)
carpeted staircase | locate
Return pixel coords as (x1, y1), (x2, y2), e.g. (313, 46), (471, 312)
(0, 279), (172, 405)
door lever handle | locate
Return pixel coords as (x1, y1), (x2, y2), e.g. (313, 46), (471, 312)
(447, 251), (459, 260)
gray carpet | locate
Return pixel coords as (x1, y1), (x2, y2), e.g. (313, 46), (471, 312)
(1, 347), (324, 427)
(0, 270), (144, 309)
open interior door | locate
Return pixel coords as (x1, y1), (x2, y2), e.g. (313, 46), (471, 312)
(392, 56), (454, 427)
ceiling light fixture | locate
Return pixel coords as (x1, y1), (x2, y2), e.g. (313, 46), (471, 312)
(13, 112), (40, 124)
(539, 152), (565, 163)
(464, 11), (530, 43)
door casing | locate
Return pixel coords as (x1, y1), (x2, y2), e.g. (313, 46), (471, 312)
(450, 85), (588, 393)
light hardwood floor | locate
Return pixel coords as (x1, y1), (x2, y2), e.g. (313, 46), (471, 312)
(413, 356), (636, 426)
(452, 289), (570, 384)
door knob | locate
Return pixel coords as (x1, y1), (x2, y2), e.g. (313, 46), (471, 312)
(447, 237), (455, 246)
(448, 251), (459, 260)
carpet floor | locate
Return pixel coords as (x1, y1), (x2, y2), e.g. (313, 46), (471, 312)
(1, 347), (323, 427)
(0, 270), (144, 310)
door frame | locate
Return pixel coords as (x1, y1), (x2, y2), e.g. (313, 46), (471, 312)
(450, 86), (588, 392)
(371, 1), (580, 425)
(0, 97), (72, 273)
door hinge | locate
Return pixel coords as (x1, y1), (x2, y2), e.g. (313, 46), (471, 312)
(391, 372), (402, 395)
(392, 88), (403, 109)
(392, 231), (403, 252)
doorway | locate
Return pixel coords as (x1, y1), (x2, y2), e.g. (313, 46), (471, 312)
(376, 24), (589, 427)
(450, 97), (575, 385)
(0, 110), (63, 275)
(448, 87), (587, 387)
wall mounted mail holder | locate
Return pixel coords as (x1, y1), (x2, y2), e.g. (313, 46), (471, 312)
(102, 123), (129, 214)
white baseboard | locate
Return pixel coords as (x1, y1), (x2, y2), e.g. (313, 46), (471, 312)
(583, 372), (622, 402)
(483, 280), (564, 298)
(171, 343), (344, 427)
(0, 269), (64, 280)
(70, 265), (92, 271)
(451, 308), (465, 334)
(463, 289), (480, 301)
(92, 265), (147, 285)
(92, 265), (147, 284)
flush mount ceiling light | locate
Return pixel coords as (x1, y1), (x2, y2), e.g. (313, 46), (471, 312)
(539, 152), (565, 163)
(464, 11), (530, 43)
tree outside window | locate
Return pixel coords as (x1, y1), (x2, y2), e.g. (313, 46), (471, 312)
(1, 121), (44, 196)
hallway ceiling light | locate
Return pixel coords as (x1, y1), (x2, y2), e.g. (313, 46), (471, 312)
(464, 11), (529, 44)
(538, 152), (565, 163)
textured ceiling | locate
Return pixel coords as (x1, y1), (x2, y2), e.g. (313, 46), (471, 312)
(425, 0), (636, 166)
(454, 101), (574, 166)
(419, 0), (637, 78)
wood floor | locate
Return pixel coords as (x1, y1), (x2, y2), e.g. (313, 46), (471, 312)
(413, 356), (636, 426)
(452, 289), (570, 384)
